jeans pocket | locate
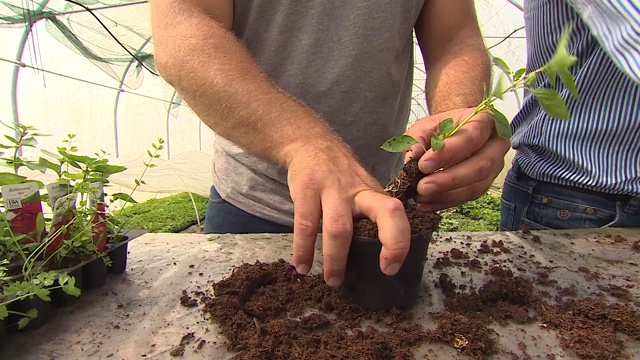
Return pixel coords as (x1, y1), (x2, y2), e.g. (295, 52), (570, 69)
(500, 198), (516, 231)
(527, 194), (616, 229)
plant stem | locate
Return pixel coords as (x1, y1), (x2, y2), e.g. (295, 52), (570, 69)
(448, 68), (541, 138)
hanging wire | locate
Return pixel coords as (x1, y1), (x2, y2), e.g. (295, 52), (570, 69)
(0, 56), (181, 106)
(60, 0), (159, 76)
(53, 1), (147, 17)
(487, 26), (525, 51)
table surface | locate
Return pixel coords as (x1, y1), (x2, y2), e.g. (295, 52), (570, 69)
(2, 228), (639, 359)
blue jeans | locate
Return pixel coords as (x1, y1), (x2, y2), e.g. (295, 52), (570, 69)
(204, 186), (293, 233)
(500, 162), (640, 231)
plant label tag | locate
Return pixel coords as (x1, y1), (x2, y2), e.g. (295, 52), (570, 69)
(1, 182), (44, 243)
(5, 197), (21, 210)
(47, 180), (72, 208)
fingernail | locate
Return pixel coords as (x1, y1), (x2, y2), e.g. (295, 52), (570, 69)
(295, 264), (309, 275)
(421, 160), (436, 174)
(421, 183), (438, 197)
(326, 277), (342, 287)
(383, 263), (401, 276)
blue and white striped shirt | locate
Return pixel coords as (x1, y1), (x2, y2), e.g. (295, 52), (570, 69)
(512, 0), (640, 195)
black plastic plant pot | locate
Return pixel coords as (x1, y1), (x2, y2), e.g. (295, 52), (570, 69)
(7, 296), (51, 331)
(50, 267), (83, 308)
(0, 318), (7, 349)
(107, 241), (129, 275)
(338, 231), (432, 311)
(82, 257), (108, 290)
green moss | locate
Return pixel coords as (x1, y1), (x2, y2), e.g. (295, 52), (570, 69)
(113, 192), (208, 233)
(113, 191), (501, 234)
(438, 192), (501, 232)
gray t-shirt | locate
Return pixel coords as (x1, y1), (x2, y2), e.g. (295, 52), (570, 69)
(213, 0), (425, 226)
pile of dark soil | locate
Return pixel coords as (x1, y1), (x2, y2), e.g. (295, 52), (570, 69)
(179, 253), (640, 360)
(192, 260), (427, 359)
(182, 259), (509, 359)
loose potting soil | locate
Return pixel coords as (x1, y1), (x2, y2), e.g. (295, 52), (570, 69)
(177, 236), (640, 359)
(175, 159), (638, 359)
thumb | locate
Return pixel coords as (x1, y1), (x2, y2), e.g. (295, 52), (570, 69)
(404, 142), (427, 163)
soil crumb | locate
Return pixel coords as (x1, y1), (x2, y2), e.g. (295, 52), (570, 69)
(170, 332), (195, 357)
(180, 289), (198, 307)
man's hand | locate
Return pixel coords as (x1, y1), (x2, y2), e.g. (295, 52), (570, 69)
(404, 107), (510, 211)
(287, 143), (411, 287)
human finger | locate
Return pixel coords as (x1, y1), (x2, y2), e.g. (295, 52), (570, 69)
(320, 191), (354, 287)
(417, 176), (496, 212)
(417, 112), (495, 175)
(291, 183), (321, 276)
(354, 190), (410, 276)
(416, 135), (509, 202)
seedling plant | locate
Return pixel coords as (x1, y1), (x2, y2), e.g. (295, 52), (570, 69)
(381, 27), (579, 155)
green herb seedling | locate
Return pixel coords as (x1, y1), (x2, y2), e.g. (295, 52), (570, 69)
(381, 26), (579, 154)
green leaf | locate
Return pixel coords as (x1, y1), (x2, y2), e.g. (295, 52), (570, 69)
(111, 192), (137, 204)
(544, 67), (558, 87)
(33, 287), (51, 302)
(17, 316), (32, 329)
(58, 273), (69, 286)
(437, 118), (455, 137)
(25, 308), (38, 319)
(62, 172), (85, 180)
(546, 25), (579, 99)
(62, 276), (81, 297)
(94, 164), (127, 175)
(22, 161), (48, 173)
(492, 56), (512, 74)
(558, 68), (580, 100)
(525, 72), (538, 87)
(431, 136), (445, 151)
(531, 88), (570, 119)
(0, 305), (7, 320)
(36, 212), (45, 241)
(514, 68), (526, 82)
(490, 107), (512, 139)
(3, 135), (19, 145)
(0, 172), (26, 185)
(19, 137), (38, 147)
(62, 283), (81, 297)
(380, 135), (419, 153)
(38, 157), (60, 173)
(59, 151), (93, 165)
(40, 149), (61, 160)
(491, 74), (507, 100)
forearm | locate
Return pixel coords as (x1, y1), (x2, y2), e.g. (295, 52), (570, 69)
(424, 31), (491, 114)
(150, 1), (345, 167)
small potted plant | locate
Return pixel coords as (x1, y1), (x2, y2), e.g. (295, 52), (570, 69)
(339, 28), (579, 311)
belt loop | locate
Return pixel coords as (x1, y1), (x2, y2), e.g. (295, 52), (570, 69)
(623, 196), (640, 215)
